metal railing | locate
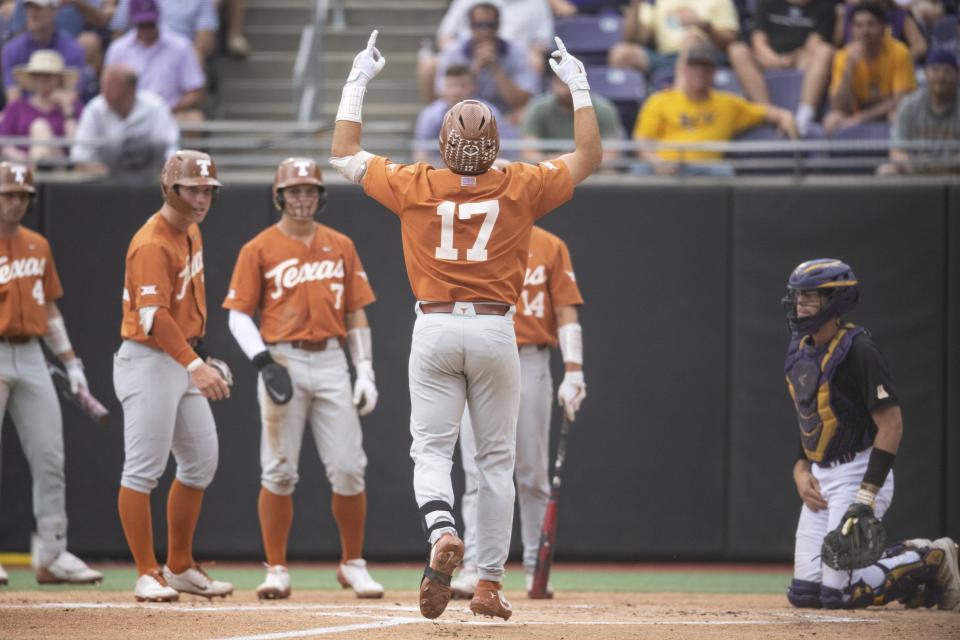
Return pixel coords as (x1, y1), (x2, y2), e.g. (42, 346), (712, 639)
(292, 0), (346, 124)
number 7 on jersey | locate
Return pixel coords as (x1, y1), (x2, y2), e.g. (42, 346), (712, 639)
(435, 200), (500, 262)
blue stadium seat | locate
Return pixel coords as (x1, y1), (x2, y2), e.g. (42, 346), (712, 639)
(555, 15), (623, 65)
(764, 69), (803, 112)
(586, 66), (646, 132)
(648, 67), (744, 96)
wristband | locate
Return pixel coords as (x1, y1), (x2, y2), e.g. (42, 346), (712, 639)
(252, 350), (274, 370)
(571, 89), (592, 111)
(862, 447), (896, 489)
(855, 486), (877, 508)
(336, 83), (366, 123)
(558, 322), (583, 365)
(186, 358), (203, 373)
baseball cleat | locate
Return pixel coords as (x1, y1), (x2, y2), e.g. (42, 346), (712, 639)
(35, 551), (103, 585)
(256, 564), (291, 600)
(0, 563), (7, 586)
(419, 532), (464, 619)
(336, 559), (384, 598)
(525, 570), (553, 599)
(451, 567), (479, 599)
(162, 564), (234, 598)
(930, 537), (960, 611)
(469, 579), (513, 620)
(134, 570), (180, 603)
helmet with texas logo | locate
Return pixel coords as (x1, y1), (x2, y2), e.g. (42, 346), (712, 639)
(273, 157), (327, 217)
(160, 149), (223, 214)
(0, 161), (36, 195)
(439, 99), (500, 175)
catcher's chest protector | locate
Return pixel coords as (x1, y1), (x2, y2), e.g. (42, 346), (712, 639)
(784, 324), (864, 464)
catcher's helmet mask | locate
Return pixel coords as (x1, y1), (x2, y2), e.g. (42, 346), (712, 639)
(783, 258), (860, 336)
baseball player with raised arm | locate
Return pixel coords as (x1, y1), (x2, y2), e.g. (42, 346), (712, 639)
(329, 31), (601, 621)
(452, 225), (585, 599)
(0, 162), (102, 587)
(224, 157), (383, 600)
(783, 258), (959, 610)
(114, 150), (234, 603)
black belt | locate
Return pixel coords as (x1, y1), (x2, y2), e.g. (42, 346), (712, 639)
(0, 336), (33, 344)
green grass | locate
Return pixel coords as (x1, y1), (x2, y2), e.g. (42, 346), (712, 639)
(0, 566), (792, 594)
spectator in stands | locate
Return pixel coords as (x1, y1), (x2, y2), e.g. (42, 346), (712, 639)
(726, 0), (835, 137)
(104, 0), (206, 125)
(548, 0), (630, 15)
(432, 1), (539, 117)
(435, 0), (554, 74)
(836, 0), (927, 62)
(70, 64), (179, 180)
(111, 0), (218, 62)
(217, 0), (251, 57)
(823, 3), (916, 135)
(633, 43), (797, 175)
(0, 49), (82, 162)
(413, 64), (513, 163)
(608, 0), (741, 76)
(879, 48), (960, 173)
(3, 0), (87, 104)
(523, 73), (625, 163)
(9, 0), (115, 75)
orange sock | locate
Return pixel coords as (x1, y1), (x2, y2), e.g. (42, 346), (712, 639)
(166, 480), (204, 574)
(331, 491), (366, 562)
(118, 487), (158, 576)
(258, 487), (293, 566)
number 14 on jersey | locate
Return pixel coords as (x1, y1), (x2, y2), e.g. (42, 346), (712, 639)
(435, 200), (500, 262)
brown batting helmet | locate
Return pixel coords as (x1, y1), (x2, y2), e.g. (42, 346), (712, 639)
(0, 161), (36, 195)
(160, 149), (222, 214)
(273, 157), (326, 216)
(439, 100), (500, 175)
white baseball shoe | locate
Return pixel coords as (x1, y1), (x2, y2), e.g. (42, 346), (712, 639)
(336, 559), (384, 598)
(931, 537), (960, 611)
(451, 567), (479, 599)
(525, 569), (554, 598)
(134, 570), (179, 602)
(162, 564), (234, 598)
(256, 564), (291, 600)
(36, 551), (102, 584)
(0, 563), (8, 586)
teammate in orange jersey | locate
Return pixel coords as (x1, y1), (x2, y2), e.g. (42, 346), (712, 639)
(0, 162), (102, 587)
(452, 225), (585, 599)
(114, 150), (234, 603)
(224, 157), (383, 600)
(330, 31), (601, 621)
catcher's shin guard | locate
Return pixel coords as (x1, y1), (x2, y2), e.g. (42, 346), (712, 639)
(787, 579), (822, 608)
(847, 545), (945, 609)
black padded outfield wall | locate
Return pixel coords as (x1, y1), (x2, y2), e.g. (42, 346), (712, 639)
(0, 181), (955, 562)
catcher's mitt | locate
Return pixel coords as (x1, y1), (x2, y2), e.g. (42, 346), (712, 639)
(821, 503), (886, 570)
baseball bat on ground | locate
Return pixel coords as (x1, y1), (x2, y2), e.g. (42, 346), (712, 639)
(46, 358), (109, 427)
(529, 415), (572, 599)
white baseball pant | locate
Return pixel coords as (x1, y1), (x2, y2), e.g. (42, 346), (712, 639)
(458, 345), (552, 571)
(409, 302), (520, 583)
(794, 447), (894, 590)
(0, 339), (68, 566)
(114, 340), (218, 494)
(258, 340), (367, 496)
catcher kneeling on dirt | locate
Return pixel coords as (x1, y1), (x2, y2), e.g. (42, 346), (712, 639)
(782, 258), (959, 610)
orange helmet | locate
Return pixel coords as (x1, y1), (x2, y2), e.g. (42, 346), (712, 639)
(439, 100), (500, 175)
(272, 157), (326, 216)
(160, 150), (222, 214)
(0, 161), (36, 195)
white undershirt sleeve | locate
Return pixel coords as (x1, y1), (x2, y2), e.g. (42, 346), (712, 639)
(228, 309), (269, 360)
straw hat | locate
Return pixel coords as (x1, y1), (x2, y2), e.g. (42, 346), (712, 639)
(13, 50), (78, 92)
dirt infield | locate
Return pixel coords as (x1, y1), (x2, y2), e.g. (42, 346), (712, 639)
(1, 590), (958, 639)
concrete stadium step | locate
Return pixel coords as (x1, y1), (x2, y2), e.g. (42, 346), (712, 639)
(245, 25), (304, 52)
(216, 51), (297, 80)
(320, 25), (435, 52)
(341, 0), (447, 27)
(247, 0), (314, 27)
(319, 51), (419, 83)
(218, 78), (421, 108)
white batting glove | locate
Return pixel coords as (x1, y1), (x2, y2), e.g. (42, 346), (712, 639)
(353, 361), (378, 416)
(557, 370), (586, 421)
(346, 30), (386, 87)
(65, 358), (88, 394)
(549, 37), (589, 93)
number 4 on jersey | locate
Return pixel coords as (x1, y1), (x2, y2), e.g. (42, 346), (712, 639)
(435, 200), (500, 262)
(32, 279), (45, 305)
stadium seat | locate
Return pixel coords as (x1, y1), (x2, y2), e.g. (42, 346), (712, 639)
(555, 15), (623, 65)
(930, 15), (958, 51)
(648, 67), (743, 96)
(585, 66), (646, 133)
(764, 69), (803, 112)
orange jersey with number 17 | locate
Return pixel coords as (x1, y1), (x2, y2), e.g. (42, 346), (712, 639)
(362, 157), (574, 305)
(515, 226), (583, 347)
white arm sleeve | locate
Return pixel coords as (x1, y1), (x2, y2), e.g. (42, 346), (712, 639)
(329, 150), (374, 184)
(228, 310), (269, 360)
(558, 322), (583, 365)
(43, 315), (73, 355)
(139, 305), (159, 335)
(347, 326), (372, 366)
